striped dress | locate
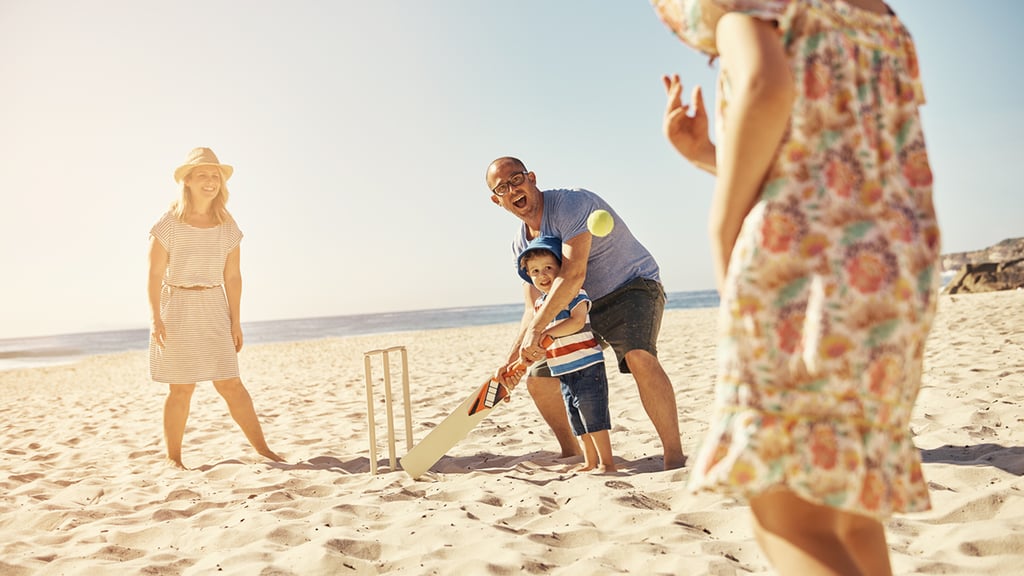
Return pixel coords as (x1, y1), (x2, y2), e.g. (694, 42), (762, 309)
(538, 290), (604, 376)
(149, 211), (242, 384)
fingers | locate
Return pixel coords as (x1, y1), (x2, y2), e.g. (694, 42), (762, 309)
(500, 363), (528, 388)
(152, 327), (166, 349)
(662, 73), (676, 93)
(663, 74), (682, 113)
(691, 84), (705, 118)
(518, 345), (545, 365)
(664, 74), (707, 120)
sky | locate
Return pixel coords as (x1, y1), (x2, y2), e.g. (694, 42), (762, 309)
(1, 1), (1021, 340)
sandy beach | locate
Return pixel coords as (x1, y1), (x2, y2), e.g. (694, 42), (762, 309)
(1, 290), (1022, 575)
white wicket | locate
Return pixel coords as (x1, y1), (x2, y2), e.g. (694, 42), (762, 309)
(363, 345), (413, 474)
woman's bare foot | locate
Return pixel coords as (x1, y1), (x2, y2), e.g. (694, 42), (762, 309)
(595, 462), (618, 473)
(166, 457), (187, 470)
(259, 449), (286, 462)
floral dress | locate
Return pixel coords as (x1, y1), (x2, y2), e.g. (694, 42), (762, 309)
(652, 0), (941, 519)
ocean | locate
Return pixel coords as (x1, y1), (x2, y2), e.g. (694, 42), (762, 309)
(0, 289), (720, 371)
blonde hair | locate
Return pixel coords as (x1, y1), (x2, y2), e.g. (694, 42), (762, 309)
(170, 167), (232, 224)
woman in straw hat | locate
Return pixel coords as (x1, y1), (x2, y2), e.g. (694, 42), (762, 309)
(147, 147), (283, 468)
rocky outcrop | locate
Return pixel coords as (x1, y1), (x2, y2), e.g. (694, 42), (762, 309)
(942, 237), (1024, 294)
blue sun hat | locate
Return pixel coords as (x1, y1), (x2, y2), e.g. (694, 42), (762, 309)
(517, 235), (563, 283)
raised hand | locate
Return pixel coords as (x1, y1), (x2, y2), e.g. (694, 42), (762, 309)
(662, 74), (716, 173)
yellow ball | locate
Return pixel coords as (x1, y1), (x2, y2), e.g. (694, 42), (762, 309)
(587, 209), (615, 237)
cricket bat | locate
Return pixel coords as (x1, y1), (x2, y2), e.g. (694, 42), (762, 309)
(399, 336), (552, 479)
(398, 389), (496, 479)
(468, 334), (552, 415)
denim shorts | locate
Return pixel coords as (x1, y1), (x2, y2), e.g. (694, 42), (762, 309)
(528, 277), (665, 376)
(559, 362), (611, 436)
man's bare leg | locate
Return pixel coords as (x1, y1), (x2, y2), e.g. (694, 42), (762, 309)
(164, 383), (196, 469)
(525, 376), (582, 458)
(624, 350), (685, 469)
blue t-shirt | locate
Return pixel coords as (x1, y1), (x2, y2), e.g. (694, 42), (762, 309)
(511, 188), (660, 300)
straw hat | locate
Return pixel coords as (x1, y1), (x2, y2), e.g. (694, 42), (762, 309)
(173, 147), (234, 183)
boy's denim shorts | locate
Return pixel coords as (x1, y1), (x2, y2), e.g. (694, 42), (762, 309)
(528, 277), (665, 377)
(559, 362), (611, 436)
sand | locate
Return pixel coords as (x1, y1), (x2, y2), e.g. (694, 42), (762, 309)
(1, 290), (1022, 575)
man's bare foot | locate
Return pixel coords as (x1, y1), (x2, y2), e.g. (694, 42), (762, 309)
(663, 451), (687, 470)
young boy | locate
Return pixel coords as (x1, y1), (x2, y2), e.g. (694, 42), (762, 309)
(517, 235), (616, 473)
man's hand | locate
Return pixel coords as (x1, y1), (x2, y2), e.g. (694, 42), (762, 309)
(519, 330), (547, 366)
(494, 361), (528, 395)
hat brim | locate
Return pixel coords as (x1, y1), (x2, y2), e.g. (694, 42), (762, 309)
(517, 235), (563, 283)
(174, 163), (234, 184)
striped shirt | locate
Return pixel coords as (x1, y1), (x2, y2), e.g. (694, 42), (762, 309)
(536, 290), (604, 376)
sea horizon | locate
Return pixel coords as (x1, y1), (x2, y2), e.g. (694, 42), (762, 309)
(0, 289), (721, 371)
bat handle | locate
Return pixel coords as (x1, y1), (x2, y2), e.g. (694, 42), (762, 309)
(496, 334), (555, 382)
(500, 361), (527, 380)
(502, 334), (554, 375)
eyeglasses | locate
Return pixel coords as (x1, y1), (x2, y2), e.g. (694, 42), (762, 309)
(491, 171), (529, 197)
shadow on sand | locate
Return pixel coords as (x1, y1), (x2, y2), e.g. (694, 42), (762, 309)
(921, 443), (1024, 476)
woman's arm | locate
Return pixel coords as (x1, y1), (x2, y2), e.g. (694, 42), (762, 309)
(223, 246), (244, 352)
(709, 11), (795, 291)
(147, 236), (168, 348)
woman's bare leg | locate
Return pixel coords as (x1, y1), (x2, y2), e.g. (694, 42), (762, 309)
(750, 488), (891, 575)
(213, 378), (284, 462)
(836, 507), (894, 576)
(164, 383), (196, 468)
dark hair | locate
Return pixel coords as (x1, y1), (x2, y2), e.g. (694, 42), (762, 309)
(519, 247), (558, 270)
